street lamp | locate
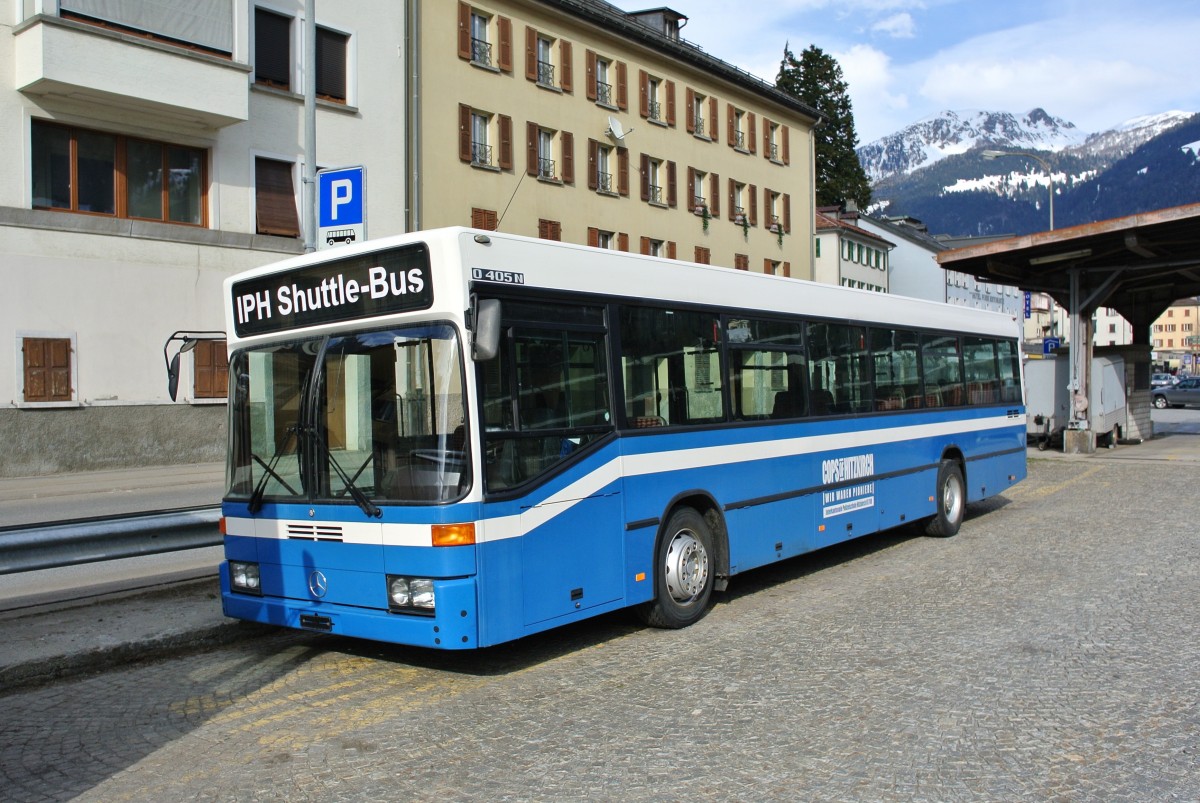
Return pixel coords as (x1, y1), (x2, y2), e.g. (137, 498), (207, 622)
(982, 149), (1054, 231)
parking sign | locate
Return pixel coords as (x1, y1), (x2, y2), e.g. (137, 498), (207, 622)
(317, 166), (365, 250)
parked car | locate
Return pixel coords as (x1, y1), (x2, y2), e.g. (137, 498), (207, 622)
(1151, 372), (1177, 388)
(1152, 376), (1200, 408)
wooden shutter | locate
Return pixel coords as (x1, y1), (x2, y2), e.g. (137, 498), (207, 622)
(525, 27), (537, 81)
(666, 160), (677, 207)
(194, 340), (228, 399)
(727, 104), (735, 148)
(616, 61), (628, 110)
(617, 147), (629, 196)
(472, 207), (498, 230)
(685, 88), (695, 133)
(588, 139), (598, 190)
(667, 240), (677, 260)
(526, 121), (538, 176)
(618, 232), (629, 252)
(763, 118), (771, 157)
(727, 177), (735, 221)
(783, 261), (791, 278)
(639, 154), (649, 201)
(686, 166), (695, 207)
(782, 125), (790, 164)
(456, 2), (471, 60)
(22, 337), (72, 402)
(498, 115), (513, 169)
(709, 97), (719, 144)
(587, 226), (599, 247)
(498, 17), (512, 71)
(764, 258), (773, 274)
(458, 104), (472, 163)
(666, 80), (676, 126)
(255, 158), (299, 237)
(694, 246), (710, 264)
(748, 113), (757, 154)
(640, 236), (650, 255)
(735, 253), (749, 271)
(561, 131), (574, 184)
(749, 183), (758, 225)
(585, 50), (597, 101)
(710, 173), (719, 216)
(560, 40), (572, 91)
(783, 193), (791, 233)
(639, 70), (649, 118)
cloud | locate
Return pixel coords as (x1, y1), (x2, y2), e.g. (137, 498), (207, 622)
(834, 44), (909, 142)
(871, 13), (916, 38)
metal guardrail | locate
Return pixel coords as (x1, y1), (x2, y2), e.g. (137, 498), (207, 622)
(0, 507), (221, 575)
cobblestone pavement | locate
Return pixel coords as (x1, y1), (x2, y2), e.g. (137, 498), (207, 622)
(2, 457), (1198, 802)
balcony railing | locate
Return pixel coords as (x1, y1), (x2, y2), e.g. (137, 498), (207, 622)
(693, 116), (705, 136)
(648, 100), (661, 121)
(471, 38), (492, 67)
(597, 171), (612, 193)
(537, 60), (555, 86)
(538, 157), (556, 179)
(648, 185), (663, 204)
(471, 142), (493, 167)
(768, 142), (779, 161)
(692, 195), (706, 212)
(596, 80), (612, 106)
(733, 130), (745, 149)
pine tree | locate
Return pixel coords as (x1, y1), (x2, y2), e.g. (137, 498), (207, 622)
(776, 44), (872, 209)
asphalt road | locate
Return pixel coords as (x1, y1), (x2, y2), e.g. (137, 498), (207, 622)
(2, 448), (1197, 801)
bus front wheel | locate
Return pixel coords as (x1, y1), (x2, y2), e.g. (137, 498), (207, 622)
(636, 508), (715, 629)
(925, 460), (964, 538)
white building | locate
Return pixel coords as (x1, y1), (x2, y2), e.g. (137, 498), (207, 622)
(1, 1), (408, 475)
(813, 208), (892, 292)
(856, 214), (945, 303)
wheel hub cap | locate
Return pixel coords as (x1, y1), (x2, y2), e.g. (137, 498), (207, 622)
(664, 530), (709, 602)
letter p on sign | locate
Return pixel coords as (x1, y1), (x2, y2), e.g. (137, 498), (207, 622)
(330, 179), (353, 221)
(317, 166), (365, 229)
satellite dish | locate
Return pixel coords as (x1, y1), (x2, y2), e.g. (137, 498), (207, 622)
(606, 115), (626, 140)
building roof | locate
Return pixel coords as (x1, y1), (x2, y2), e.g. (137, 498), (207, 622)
(541, 0), (824, 125)
(815, 211), (896, 248)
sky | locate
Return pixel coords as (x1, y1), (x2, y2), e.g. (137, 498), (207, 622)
(605, 0), (1200, 144)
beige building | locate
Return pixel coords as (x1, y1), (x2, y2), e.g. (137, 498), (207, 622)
(416, 2), (820, 277)
(1151, 297), (1200, 373)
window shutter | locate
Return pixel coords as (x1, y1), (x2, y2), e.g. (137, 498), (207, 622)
(562, 131), (574, 184)
(22, 337), (73, 402)
(639, 153), (649, 202)
(525, 27), (537, 81)
(695, 246), (710, 264)
(763, 118), (771, 157)
(560, 40), (573, 91)
(585, 50), (597, 101)
(727, 177), (734, 221)
(315, 27), (347, 102)
(640, 236), (650, 255)
(458, 104), (472, 163)
(727, 104), (735, 148)
(748, 113), (757, 154)
(735, 254), (748, 271)
(616, 61), (628, 110)
(639, 71), (649, 118)
(749, 183), (758, 225)
(666, 160), (676, 207)
(194, 340), (228, 399)
(526, 121), (538, 176)
(666, 80), (676, 126)
(588, 226), (599, 247)
(667, 241), (677, 260)
(783, 261), (791, 278)
(685, 88), (695, 133)
(764, 258), (772, 274)
(686, 166), (695, 206)
(710, 173), (719, 217)
(588, 139), (598, 190)
(618, 232), (629, 252)
(255, 158), (300, 237)
(782, 125), (790, 164)
(783, 193), (791, 233)
(254, 8), (291, 89)
(499, 115), (513, 169)
(498, 17), (512, 72)
(456, 2), (470, 60)
(618, 147), (629, 196)
(709, 97), (719, 144)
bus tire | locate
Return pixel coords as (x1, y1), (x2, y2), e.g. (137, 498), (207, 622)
(636, 507), (715, 629)
(925, 459), (965, 538)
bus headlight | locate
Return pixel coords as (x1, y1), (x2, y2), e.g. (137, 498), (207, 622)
(386, 575), (436, 614)
(229, 561), (262, 595)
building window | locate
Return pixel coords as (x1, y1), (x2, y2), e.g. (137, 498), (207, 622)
(588, 227), (619, 249)
(32, 121), (206, 226)
(538, 129), (556, 179)
(255, 157), (300, 237)
(315, 26), (348, 103)
(695, 246), (711, 264)
(536, 35), (555, 86)
(526, 29), (571, 90)
(470, 10), (492, 66)
(728, 106), (755, 152)
(641, 237), (666, 257)
(472, 207), (498, 230)
(734, 253), (749, 271)
(538, 219), (562, 241)
(596, 142), (612, 192)
(586, 51), (624, 108)
(647, 77), (661, 122)
(526, 124), (571, 182)
(691, 168), (707, 211)
(647, 158), (663, 204)
(254, 8), (291, 90)
(460, 106), (512, 169)
(21, 336), (73, 403)
(458, 3), (512, 71)
(471, 111), (492, 166)
(687, 89), (709, 137)
(640, 71), (674, 125)
(193, 340), (229, 400)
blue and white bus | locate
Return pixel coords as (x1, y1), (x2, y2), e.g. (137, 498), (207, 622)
(220, 228), (1026, 648)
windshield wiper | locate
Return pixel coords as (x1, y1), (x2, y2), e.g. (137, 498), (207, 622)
(247, 425), (300, 514)
(306, 427), (382, 519)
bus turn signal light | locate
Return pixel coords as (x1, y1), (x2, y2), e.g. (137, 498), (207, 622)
(432, 523), (476, 547)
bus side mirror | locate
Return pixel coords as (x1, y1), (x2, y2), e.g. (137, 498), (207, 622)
(473, 299), (501, 361)
(167, 352), (182, 402)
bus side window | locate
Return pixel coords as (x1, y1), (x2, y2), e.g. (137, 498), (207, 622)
(620, 306), (724, 427)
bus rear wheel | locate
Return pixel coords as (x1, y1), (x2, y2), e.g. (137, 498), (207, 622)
(636, 508), (715, 629)
(925, 459), (965, 538)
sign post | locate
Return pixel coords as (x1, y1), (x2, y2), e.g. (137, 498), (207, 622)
(317, 166), (366, 250)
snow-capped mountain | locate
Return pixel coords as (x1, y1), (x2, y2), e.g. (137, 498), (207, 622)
(1067, 110), (1195, 162)
(857, 108), (1086, 183)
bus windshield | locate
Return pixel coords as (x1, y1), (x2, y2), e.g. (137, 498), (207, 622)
(226, 323), (468, 506)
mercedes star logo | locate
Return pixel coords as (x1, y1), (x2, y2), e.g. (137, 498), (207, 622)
(308, 570), (329, 598)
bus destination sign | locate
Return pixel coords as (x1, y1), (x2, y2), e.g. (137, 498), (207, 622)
(231, 244), (432, 337)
